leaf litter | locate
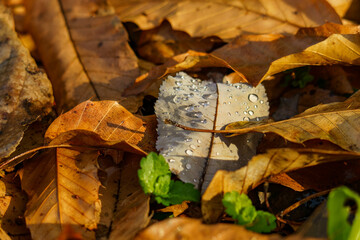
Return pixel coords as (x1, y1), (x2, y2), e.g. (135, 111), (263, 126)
(1, 0), (360, 239)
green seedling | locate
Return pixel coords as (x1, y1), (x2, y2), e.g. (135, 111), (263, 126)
(138, 152), (200, 206)
(222, 191), (276, 233)
(327, 186), (360, 240)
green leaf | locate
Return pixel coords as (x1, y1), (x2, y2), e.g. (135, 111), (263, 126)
(138, 152), (201, 206)
(246, 211), (277, 233)
(138, 152), (171, 195)
(327, 186), (360, 240)
(222, 191), (257, 225)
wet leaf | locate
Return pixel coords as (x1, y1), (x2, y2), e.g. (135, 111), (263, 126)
(155, 72), (269, 192)
(112, 0), (340, 40)
(202, 148), (360, 222)
(225, 90), (360, 152)
(25, 0), (140, 111)
(0, 3), (53, 159)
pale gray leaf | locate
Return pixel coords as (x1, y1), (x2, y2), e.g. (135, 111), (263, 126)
(155, 72), (269, 192)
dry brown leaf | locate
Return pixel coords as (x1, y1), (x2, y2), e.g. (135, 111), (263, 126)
(0, 173), (30, 238)
(109, 153), (151, 240)
(21, 143), (101, 239)
(225, 91), (360, 152)
(157, 201), (189, 217)
(111, 0), (340, 40)
(134, 217), (279, 240)
(202, 148), (360, 222)
(45, 100), (157, 154)
(0, 3), (53, 159)
(137, 21), (217, 64)
(125, 23), (360, 95)
(25, 0), (140, 112)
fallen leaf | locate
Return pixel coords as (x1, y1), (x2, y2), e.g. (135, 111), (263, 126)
(137, 21), (218, 64)
(25, 0), (140, 111)
(111, 0), (340, 40)
(225, 90), (360, 152)
(134, 217), (278, 240)
(202, 148), (360, 222)
(45, 100), (157, 154)
(20, 142), (101, 239)
(126, 23), (360, 95)
(109, 153), (151, 240)
(157, 201), (189, 217)
(0, 3), (53, 159)
(327, 0), (353, 18)
(0, 173), (30, 238)
(155, 72), (269, 192)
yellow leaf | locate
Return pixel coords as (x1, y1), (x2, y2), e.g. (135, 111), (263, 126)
(225, 91), (360, 152)
(202, 148), (360, 222)
(111, 0), (340, 40)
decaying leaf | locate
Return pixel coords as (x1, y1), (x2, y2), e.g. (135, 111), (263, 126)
(45, 100), (157, 154)
(126, 23), (360, 95)
(225, 90), (360, 152)
(109, 153), (151, 240)
(0, 173), (30, 238)
(20, 141), (101, 239)
(25, 0), (140, 111)
(112, 0), (340, 40)
(0, 3), (53, 159)
(155, 72), (269, 192)
(134, 217), (278, 240)
(202, 148), (360, 222)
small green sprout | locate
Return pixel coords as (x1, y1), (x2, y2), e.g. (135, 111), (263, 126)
(138, 152), (200, 206)
(222, 191), (276, 233)
(327, 186), (360, 240)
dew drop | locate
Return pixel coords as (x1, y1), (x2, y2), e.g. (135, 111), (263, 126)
(246, 139), (250, 143)
(235, 111), (239, 115)
(184, 93), (194, 98)
(228, 112), (231, 116)
(173, 96), (181, 103)
(169, 159), (175, 163)
(187, 111), (203, 118)
(175, 81), (182, 86)
(200, 119), (207, 124)
(197, 139), (202, 144)
(199, 101), (210, 107)
(248, 110), (254, 116)
(185, 105), (195, 112)
(246, 106), (250, 110)
(229, 95), (233, 99)
(216, 152), (220, 156)
(185, 163), (191, 169)
(173, 87), (180, 91)
(243, 111), (247, 114)
(193, 179), (197, 183)
(243, 117), (250, 121)
(182, 97), (189, 101)
(223, 102), (227, 105)
(185, 138), (192, 142)
(254, 105), (258, 108)
(190, 144), (196, 149)
(256, 117), (260, 121)
(235, 85), (242, 89)
(202, 94), (212, 99)
(260, 100), (264, 104)
(228, 101), (231, 105)
(185, 149), (193, 155)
